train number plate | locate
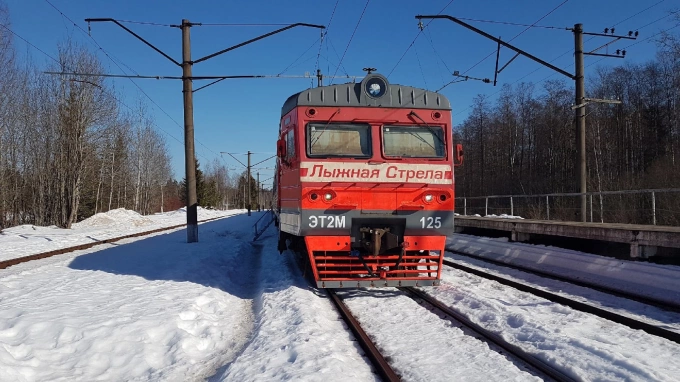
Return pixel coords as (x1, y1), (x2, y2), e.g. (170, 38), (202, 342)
(308, 215), (346, 228)
(420, 217), (442, 228)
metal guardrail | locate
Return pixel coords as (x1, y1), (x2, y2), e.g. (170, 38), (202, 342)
(456, 188), (680, 225)
(252, 208), (275, 241)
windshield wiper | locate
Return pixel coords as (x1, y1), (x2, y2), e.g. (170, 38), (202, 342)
(310, 108), (341, 149)
(408, 110), (447, 150)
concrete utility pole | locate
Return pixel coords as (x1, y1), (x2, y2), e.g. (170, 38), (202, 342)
(247, 151), (252, 216)
(415, 15), (636, 222)
(257, 172), (260, 211)
(221, 151), (276, 215)
(574, 24), (587, 222)
(85, 19), (325, 242)
(181, 20), (198, 241)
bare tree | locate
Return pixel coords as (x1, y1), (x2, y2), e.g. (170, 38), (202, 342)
(50, 40), (117, 227)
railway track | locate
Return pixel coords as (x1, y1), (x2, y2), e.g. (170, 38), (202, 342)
(326, 289), (401, 382)
(443, 258), (680, 345)
(327, 257), (680, 381)
(401, 287), (575, 382)
(448, 250), (680, 313)
(0, 216), (223, 270)
(327, 287), (575, 382)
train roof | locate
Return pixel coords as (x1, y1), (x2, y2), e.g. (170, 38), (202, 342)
(281, 72), (451, 117)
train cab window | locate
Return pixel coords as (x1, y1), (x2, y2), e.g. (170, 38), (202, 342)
(285, 130), (296, 161)
(307, 123), (371, 158)
(382, 125), (446, 158)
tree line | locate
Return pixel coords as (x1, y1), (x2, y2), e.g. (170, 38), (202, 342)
(454, 26), (680, 225)
(0, 3), (256, 230)
(179, 159), (273, 212)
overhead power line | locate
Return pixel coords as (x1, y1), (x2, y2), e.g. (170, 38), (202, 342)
(611, 0), (666, 26)
(198, 23), (301, 27)
(110, 19), (175, 27)
(45, 71), (363, 82)
(327, 35), (350, 76)
(111, 19), (308, 27)
(44, 0), (243, 179)
(315, 0), (340, 76)
(330, 0), (370, 85)
(0, 22), (58, 62)
(622, 23), (680, 50)
(387, 0), (455, 79)
(450, 1), (672, 118)
(424, 27), (452, 78)
(0, 21), (188, 150)
(454, 17), (568, 30)
(462, 0), (570, 76)
(45, 0), (330, 171)
(278, 37), (321, 75)
(45, 1), (139, 75)
(84, 16), (324, 238)
(421, 14), (638, 222)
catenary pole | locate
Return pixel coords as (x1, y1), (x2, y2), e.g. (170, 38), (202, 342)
(415, 15), (635, 223)
(574, 23), (587, 222)
(182, 20), (199, 241)
(85, 18), (325, 241)
(247, 151), (252, 216)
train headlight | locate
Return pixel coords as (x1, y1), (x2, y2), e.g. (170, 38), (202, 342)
(424, 194), (434, 202)
(325, 193), (333, 201)
(363, 73), (389, 99)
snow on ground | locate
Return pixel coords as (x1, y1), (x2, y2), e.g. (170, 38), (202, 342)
(0, 210), (378, 382)
(445, 252), (680, 334)
(211, 238), (377, 382)
(2, 210), (680, 381)
(337, 289), (542, 381)
(427, 266), (680, 381)
(0, 207), (237, 262)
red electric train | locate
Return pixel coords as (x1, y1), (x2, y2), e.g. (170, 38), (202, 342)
(274, 71), (462, 288)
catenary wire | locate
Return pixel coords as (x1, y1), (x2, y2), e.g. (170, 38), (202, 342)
(450, 3), (675, 117)
(460, 0), (569, 77)
(387, 0), (455, 79)
(315, 0), (340, 75)
(44, 0), (232, 164)
(0, 22), (187, 149)
(454, 17), (569, 30)
(330, 0), (370, 85)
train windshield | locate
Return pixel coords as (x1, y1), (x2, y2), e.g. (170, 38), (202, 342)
(382, 126), (446, 158)
(307, 123), (371, 158)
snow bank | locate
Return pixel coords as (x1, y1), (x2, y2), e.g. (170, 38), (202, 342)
(483, 214), (524, 219)
(0, 208), (246, 262)
(73, 208), (153, 228)
(447, 233), (680, 307)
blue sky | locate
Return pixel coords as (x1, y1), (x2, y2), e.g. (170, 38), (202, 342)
(4, 0), (679, 182)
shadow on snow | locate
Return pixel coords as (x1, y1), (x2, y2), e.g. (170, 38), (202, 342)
(68, 211), (279, 299)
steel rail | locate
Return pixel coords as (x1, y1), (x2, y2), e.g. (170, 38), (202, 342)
(402, 287), (576, 382)
(326, 290), (401, 382)
(448, 250), (680, 313)
(443, 259), (680, 345)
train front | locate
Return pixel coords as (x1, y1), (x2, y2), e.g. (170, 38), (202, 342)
(277, 73), (460, 288)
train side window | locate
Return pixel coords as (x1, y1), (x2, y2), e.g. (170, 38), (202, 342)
(286, 129), (296, 161)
